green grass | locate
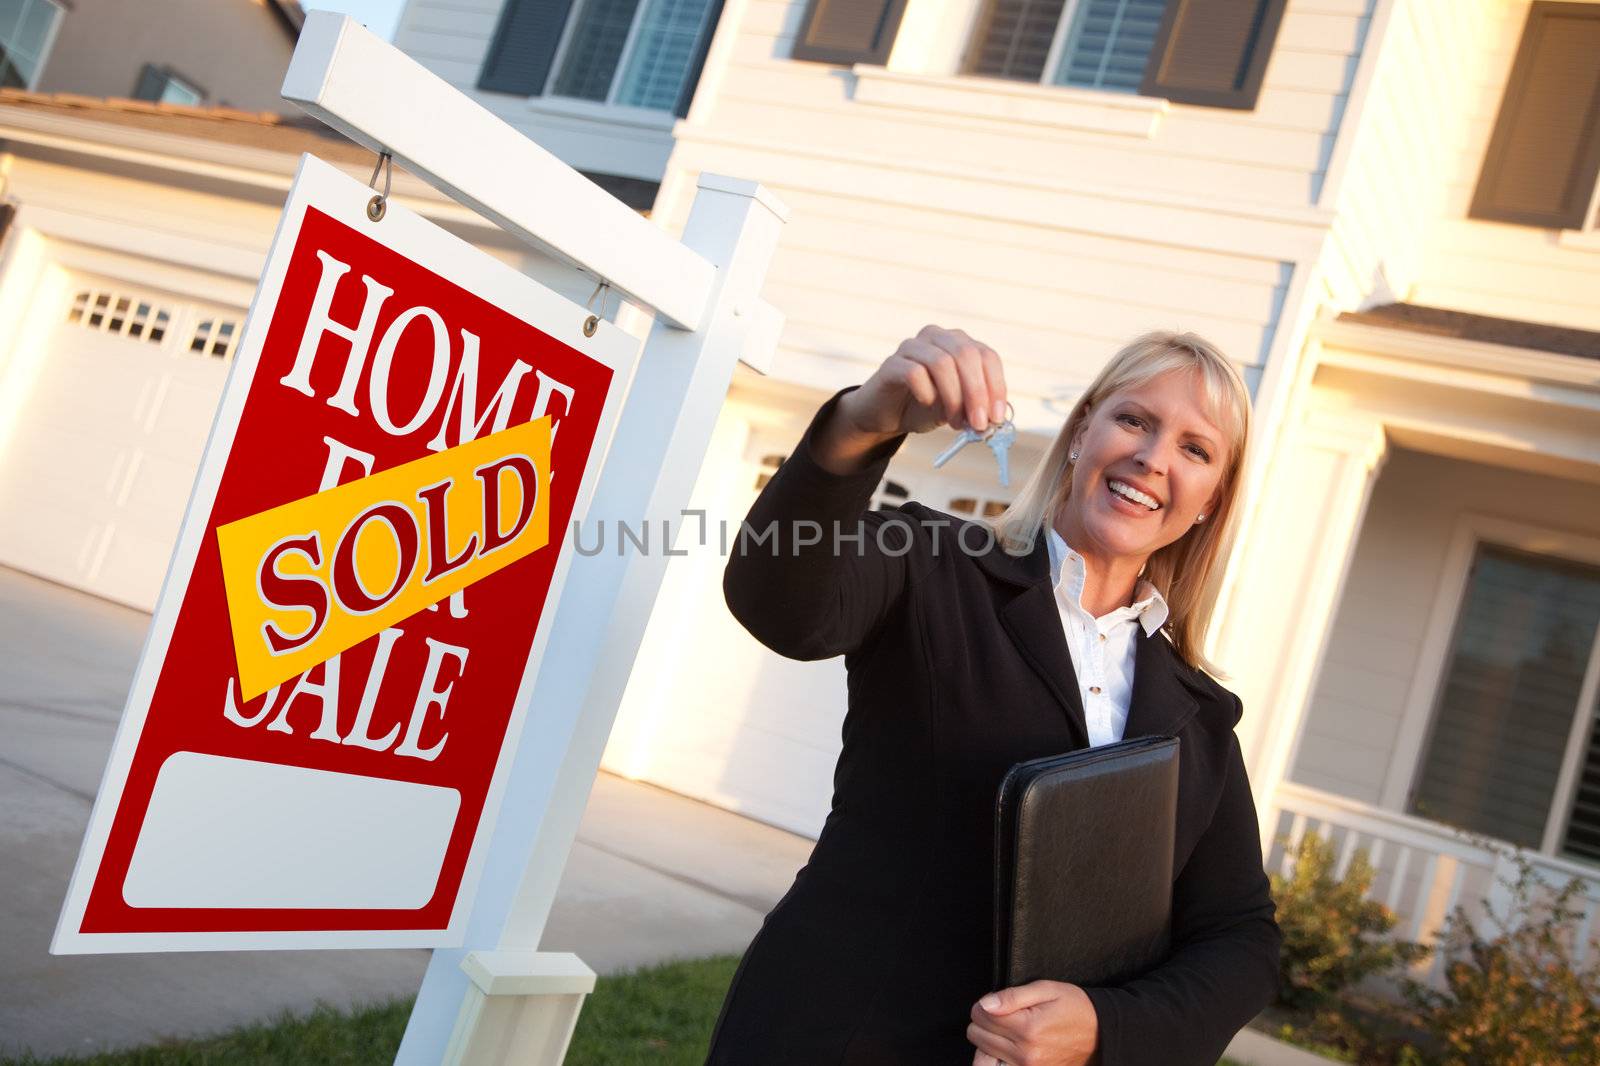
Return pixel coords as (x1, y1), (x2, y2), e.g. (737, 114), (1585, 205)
(1, 955), (740, 1066)
(1, 953), (1251, 1065)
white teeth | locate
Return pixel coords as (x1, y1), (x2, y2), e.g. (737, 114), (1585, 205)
(1109, 479), (1160, 510)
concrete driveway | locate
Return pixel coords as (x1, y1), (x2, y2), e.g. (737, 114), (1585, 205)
(0, 566), (813, 1059)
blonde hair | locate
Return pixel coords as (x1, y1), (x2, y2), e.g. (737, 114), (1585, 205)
(992, 331), (1252, 677)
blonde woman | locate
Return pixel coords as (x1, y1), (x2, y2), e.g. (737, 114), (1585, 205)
(708, 327), (1281, 1066)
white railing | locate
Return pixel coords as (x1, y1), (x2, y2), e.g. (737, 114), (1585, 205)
(1267, 780), (1600, 986)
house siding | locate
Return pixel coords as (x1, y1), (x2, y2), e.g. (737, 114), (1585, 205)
(1293, 447), (1600, 805)
(1403, 0), (1600, 330)
(647, 0), (1369, 415)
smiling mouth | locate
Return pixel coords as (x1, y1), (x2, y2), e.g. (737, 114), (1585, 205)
(1108, 479), (1161, 511)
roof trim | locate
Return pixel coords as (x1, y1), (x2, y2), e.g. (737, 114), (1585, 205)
(1337, 302), (1600, 361)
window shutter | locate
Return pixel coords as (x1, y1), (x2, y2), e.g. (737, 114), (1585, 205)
(132, 64), (168, 102)
(790, 0), (909, 66)
(1470, 3), (1600, 230)
(1140, 0), (1286, 110)
(479, 0), (580, 96)
(672, 0), (724, 117)
(966, 0), (1067, 82)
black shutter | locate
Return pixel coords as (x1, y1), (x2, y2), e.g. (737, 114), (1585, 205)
(966, 0), (1067, 82)
(132, 64), (168, 102)
(479, 0), (580, 96)
(790, 0), (909, 66)
(1140, 0), (1286, 110)
(1470, 2), (1600, 230)
(673, 0), (725, 117)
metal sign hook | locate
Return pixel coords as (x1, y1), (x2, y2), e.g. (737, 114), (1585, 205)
(583, 279), (611, 337)
(366, 151), (393, 223)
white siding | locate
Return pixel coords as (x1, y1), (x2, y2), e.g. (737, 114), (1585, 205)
(1406, 0), (1600, 330)
(1293, 447), (1600, 804)
(648, 0), (1364, 416)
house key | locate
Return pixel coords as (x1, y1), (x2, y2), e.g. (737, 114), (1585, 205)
(986, 419), (1015, 487)
(933, 425), (988, 469)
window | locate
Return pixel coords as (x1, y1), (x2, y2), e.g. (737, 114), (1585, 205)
(1470, 2), (1600, 231)
(67, 289), (172, 345)
(0, 0), (60, 90)
(948, 496), (1011, 518)
(133, 64), (204, 107)
(1409, 543), (1600, 864)
(189, 318), (240, 360)
(960, 0), (1287, 110)
(750, 451), (911, 511)
(479, 0), (723, 116)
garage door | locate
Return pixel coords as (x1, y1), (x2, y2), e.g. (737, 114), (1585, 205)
(0, 276), (244, 609)
(612, 414), (1020, 838)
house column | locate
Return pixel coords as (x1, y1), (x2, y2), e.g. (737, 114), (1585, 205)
(1215, 399), (1388, 842)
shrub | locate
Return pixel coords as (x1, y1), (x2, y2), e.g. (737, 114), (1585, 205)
(1404, 845), (1600, 1066)
(1270, 832), (1431, 1014)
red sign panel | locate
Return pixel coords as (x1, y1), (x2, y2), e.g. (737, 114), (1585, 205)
(54, 156), (632, 952)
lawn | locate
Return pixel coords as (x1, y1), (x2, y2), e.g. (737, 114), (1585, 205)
(1, 954), (1246, 1065)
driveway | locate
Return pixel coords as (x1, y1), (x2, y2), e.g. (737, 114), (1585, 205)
(0, 567), (812, 1058)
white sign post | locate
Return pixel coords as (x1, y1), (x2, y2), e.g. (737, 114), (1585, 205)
(275, 13), (787, 1064)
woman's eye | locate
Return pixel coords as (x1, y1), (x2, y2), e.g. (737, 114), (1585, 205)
(1185, 444), (1211, 461)
(1116, 413), (1144, 429)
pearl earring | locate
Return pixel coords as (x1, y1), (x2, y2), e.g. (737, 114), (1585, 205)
(1069, 451), (1078, 462)
(1195, 514), (1207, 523)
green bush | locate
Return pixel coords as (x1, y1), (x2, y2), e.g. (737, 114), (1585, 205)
(1270, 833), (1431, 1014)
(1404, 845), (1600, 1066)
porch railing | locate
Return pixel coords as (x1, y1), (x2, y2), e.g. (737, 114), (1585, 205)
(1266, 780), (1600, 986)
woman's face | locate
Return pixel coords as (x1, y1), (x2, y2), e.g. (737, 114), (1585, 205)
(1056, 368), (1231, 568)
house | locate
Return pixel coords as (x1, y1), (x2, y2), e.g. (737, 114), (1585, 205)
(0, 0), (1593, 984)
(0, 1), (632, 613)
(392, 0), (1600, 977)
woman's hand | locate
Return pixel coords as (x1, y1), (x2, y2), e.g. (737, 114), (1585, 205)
(968, 980), (1101, 1066)
(812, 325), (1008, 475)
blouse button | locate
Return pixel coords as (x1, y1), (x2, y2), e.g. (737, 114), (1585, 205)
(1090, 686), (1102, 695)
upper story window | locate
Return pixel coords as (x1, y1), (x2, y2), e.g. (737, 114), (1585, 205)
(479, 0), (724, 116)
(0, 0), (61, 90)
(969, 0), (1167, 92)
(133, 64), (204, 107)
(791, 0), (1289, 112)
(1469, 2), (1600, 232)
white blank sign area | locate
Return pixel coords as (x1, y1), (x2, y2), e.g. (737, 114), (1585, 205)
(123, 752), (460, 910)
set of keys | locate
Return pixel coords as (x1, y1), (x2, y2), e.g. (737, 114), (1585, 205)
(932, 406), (1016, 487)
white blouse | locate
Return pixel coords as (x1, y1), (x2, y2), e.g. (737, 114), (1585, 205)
(1046, 529), (1170, 747)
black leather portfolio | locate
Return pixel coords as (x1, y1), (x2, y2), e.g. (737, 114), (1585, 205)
(994, 735), (1180, 989)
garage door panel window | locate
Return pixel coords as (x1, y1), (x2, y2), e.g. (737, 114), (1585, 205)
(68, 289), (173, 345)
(190, 319), (240, 360)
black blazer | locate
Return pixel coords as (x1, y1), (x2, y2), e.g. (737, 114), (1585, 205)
(706, 392), (1281, 1066)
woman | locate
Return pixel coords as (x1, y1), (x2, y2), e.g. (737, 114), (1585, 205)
(709, 326), (1282, 1066)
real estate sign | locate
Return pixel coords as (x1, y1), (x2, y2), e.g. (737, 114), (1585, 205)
(52, 154), (633, 952)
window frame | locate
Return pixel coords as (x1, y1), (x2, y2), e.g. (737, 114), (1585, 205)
(538, 0), (718, 116)
(0, 0), (64, 91)
(1384, 512), (1600, 865)
(134, 63), (206, 107)
(964, 0), (1168, 96)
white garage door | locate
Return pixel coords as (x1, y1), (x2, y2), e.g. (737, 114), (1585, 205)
(612, 413), (1021, 838)
(0, 276), (244, 610)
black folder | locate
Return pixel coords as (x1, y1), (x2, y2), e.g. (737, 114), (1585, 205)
(993, 735), (1179, 989)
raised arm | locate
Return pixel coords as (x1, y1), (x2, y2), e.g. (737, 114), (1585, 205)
(723, 326), (1008, 661)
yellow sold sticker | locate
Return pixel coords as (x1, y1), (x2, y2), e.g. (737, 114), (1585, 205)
(217, 418), (552, 699)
